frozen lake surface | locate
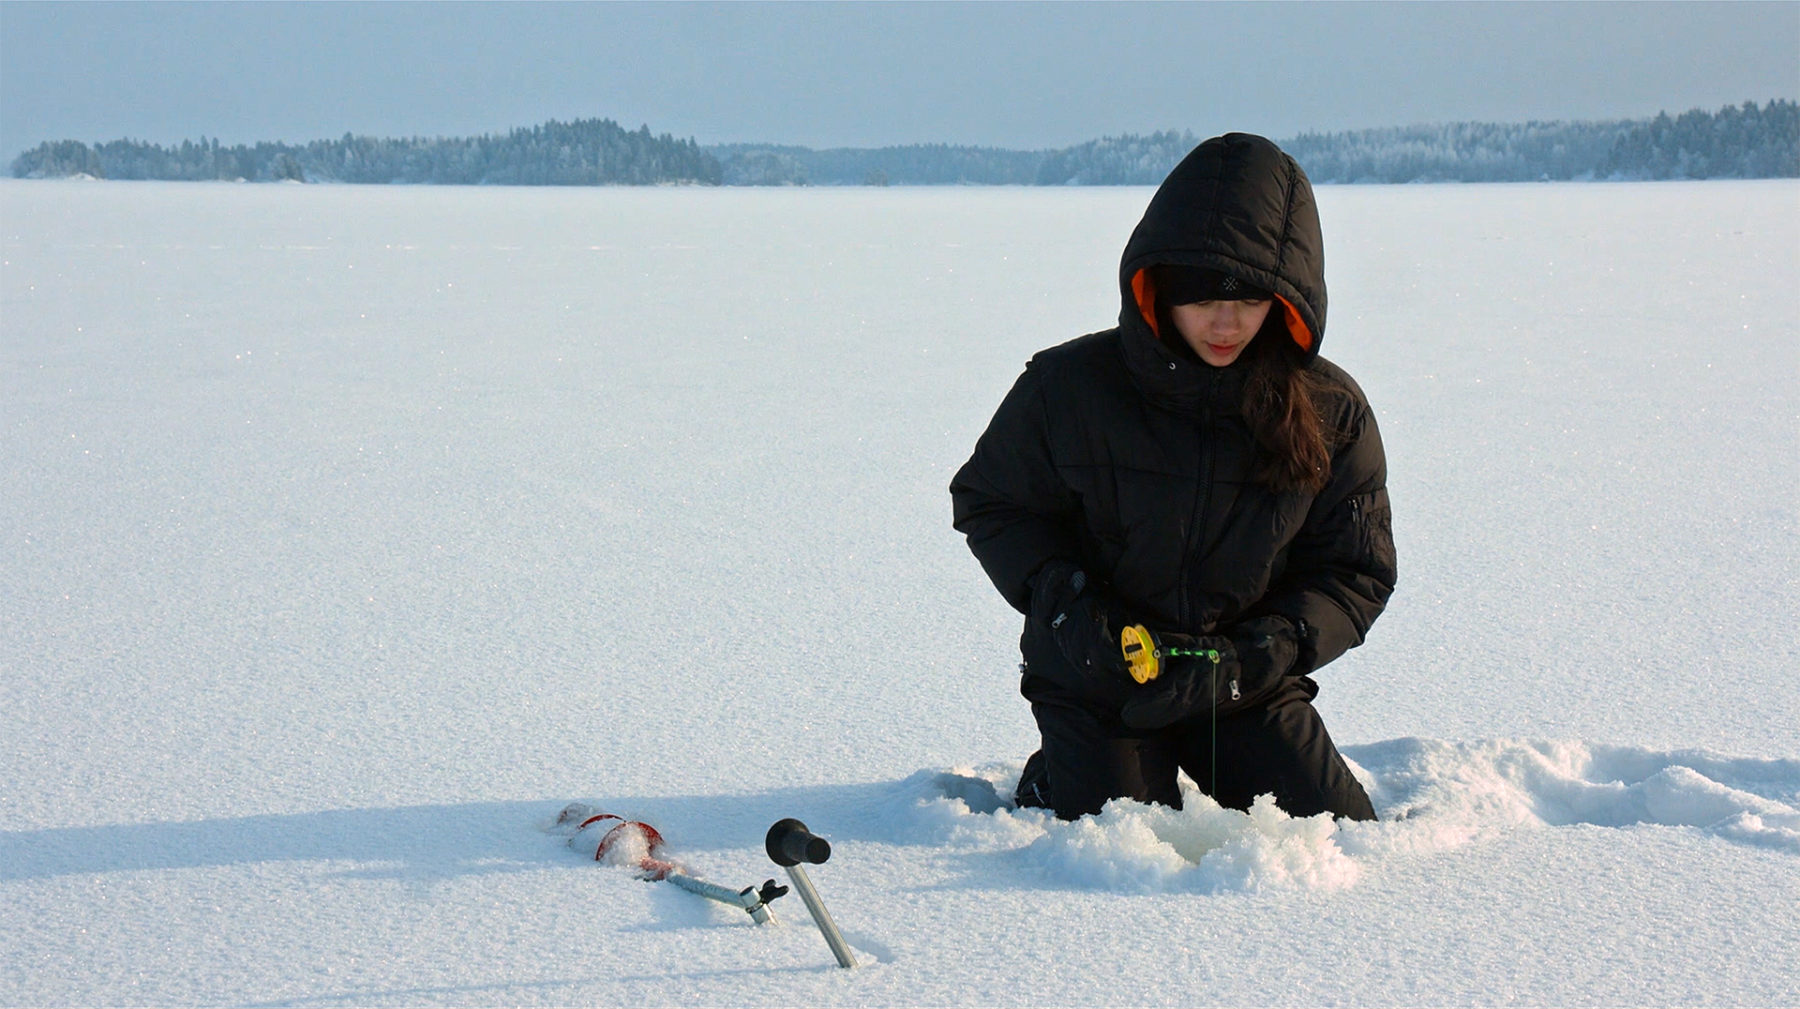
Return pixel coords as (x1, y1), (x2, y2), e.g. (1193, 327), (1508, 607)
(3, 178), (1797, 1006)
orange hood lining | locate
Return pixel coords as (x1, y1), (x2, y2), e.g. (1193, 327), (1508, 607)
(1130, 267), (1314, 353)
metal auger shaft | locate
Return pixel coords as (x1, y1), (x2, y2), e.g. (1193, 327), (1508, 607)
(665, 872), (787, 925)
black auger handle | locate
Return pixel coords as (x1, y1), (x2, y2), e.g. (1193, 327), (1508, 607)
(765, 817), (831, 867)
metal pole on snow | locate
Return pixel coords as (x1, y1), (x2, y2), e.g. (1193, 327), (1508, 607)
(765, 818), (857, 969)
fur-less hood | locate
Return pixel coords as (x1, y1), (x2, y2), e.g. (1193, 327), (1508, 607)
(1117, 133), (1327, 361)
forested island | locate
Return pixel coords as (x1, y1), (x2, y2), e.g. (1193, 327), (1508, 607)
(12, 100), (1795, 186)
(12, 118), (720, 186)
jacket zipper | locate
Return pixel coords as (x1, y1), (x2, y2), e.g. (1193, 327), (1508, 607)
(1180, 369), (1224, 629)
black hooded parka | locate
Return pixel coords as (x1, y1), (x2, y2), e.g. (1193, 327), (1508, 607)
(951, 134), (1396, 719)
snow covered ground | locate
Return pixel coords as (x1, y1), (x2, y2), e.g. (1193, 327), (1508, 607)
(2, 177), (1796, 1007)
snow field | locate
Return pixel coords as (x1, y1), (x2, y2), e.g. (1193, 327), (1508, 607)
(3, 178), (1798, 1006)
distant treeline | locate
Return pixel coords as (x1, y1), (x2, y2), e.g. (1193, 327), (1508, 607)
(11, 118), (720, 185)
(12, 101), (1797, 186)
(1285, 100), (1798, 183)
(708, 142), (1042, 186)
(721, 101), (1797, 185)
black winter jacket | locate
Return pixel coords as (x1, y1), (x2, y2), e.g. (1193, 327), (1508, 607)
(951, 134), (1396, 712)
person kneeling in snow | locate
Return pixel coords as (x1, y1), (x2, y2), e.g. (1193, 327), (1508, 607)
(950, 133), (1393, 821)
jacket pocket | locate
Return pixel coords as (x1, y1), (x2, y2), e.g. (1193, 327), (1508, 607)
(1348, 487), (1397, 588)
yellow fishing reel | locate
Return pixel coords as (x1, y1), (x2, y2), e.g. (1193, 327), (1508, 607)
(1120, 624), (1162, 684)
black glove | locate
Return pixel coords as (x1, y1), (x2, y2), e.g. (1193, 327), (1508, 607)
(1231, 614), (1302, 694)
(1118, 615), (1301, 730)
(1030, 561), (1129, 681)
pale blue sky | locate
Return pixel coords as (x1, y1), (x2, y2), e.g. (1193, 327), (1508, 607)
(2, 1), (1796, 159)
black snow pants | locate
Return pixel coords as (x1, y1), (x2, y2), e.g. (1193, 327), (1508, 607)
(1016, 677), (1376, 822)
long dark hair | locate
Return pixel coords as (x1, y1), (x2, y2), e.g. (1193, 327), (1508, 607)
(1240, 311), (1343, 495)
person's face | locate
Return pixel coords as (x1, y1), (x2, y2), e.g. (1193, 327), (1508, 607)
(1169, 298), (1273, 367)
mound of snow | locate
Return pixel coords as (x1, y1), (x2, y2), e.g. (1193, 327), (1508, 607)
(899, 739), (1800, 897)
(906, 765), (1358, 894)
(1026, 790), (1362, 893)
(1343, 738), (1800, 854)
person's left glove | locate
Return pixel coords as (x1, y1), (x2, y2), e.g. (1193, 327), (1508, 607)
(1231, 614), (1302, 694)
(1029, 561), (1130, 682)
(1119, 615), (1301, 730)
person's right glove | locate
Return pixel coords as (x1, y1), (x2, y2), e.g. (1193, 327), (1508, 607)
(1029, 560), (1130, 682)
(1118, 615), (1301, 730)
